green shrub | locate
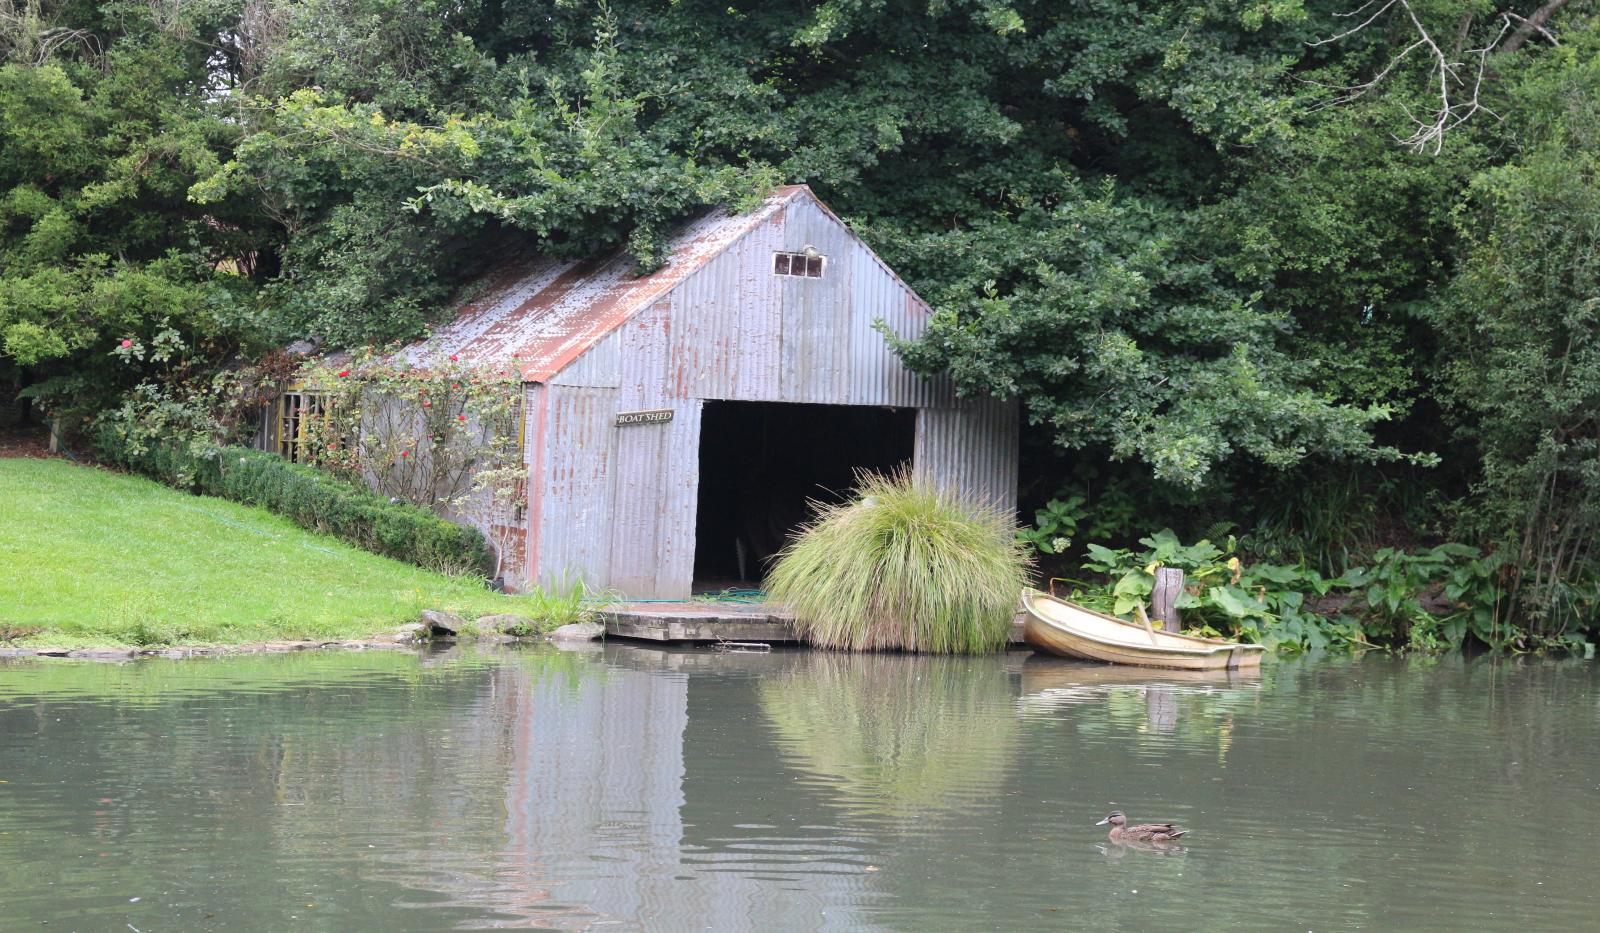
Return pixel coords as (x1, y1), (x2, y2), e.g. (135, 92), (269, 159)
(93, 427), (492, 577)
(765, 471), (1030, 654)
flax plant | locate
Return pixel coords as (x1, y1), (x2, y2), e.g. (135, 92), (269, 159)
(765, 471), (1029, 654)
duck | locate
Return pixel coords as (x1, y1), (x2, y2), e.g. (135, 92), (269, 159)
(1095, 810), (1187, 843)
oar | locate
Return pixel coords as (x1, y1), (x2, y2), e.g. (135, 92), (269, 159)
(1134, 604), (1159, 645)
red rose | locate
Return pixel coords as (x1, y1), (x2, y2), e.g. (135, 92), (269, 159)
(400, 451), (409, 458)
(422, 400), (432, 408)
(337, 370), (350, 378)
(119, 339), (132, 349)
(457, 414), (467, 422)
(449, 354), (459, 362)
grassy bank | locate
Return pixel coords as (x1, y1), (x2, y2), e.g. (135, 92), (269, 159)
(0, 458), (544, 648)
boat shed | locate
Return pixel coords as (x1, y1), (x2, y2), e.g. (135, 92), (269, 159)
(401, 185), (1017, 599)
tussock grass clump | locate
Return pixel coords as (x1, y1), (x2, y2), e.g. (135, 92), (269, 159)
(765, 471), (1030, 653)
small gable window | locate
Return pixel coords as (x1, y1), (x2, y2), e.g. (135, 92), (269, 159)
(774, 249), (825, 278)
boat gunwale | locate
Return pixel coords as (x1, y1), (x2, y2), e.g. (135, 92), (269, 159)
(1021, 590), (1265, 657)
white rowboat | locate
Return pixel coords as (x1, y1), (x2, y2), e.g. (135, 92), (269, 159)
(1021, 589), (1266, 670)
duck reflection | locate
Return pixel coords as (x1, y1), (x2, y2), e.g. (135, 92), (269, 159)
(1096, 839), (1188, 859)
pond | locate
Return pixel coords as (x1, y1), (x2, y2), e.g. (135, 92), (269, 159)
(1, 645), (1596, 931)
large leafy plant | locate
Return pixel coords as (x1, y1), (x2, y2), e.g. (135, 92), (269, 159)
(1072, 530), (1354, 652)
(1016, 495), (1086, 555)
(1068, 529), (1540, 653)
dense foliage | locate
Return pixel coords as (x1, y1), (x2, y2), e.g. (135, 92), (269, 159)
(1429, 49), (1600, 639)
(2, 0), (1597, 641)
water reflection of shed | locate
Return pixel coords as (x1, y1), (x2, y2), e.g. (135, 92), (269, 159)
(399, 185), (1017, 597)
(499, 647), (874, 930)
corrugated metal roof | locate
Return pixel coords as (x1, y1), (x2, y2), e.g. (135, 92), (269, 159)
(397, 185), (915, 383)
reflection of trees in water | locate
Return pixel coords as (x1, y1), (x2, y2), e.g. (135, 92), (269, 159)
(1244, 654), (1600, 794)
(0, 648), (585, 928)
(0, 650), (426, 706)
(758, 653), (1018, 819)
(228, 652), (570, 925)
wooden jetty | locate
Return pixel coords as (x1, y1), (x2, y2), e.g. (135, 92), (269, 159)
(600, 602), (1027, 646)
(601, 602), (801, 643)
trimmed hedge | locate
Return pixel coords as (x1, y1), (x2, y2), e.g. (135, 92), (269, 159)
(94, 430), (493, 578)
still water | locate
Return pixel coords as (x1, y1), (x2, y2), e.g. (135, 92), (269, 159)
(1, 645), (1596, 931)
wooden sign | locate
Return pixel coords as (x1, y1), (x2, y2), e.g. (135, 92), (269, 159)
(616, 408), (674, 426)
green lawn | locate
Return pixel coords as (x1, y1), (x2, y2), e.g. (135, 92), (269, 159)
(1, 457), (541, 647)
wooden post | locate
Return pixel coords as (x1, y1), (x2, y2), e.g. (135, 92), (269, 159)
(1152, 567), (1184, 633)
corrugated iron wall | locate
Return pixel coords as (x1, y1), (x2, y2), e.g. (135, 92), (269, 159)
(604, 398), (703, 597)
(914, 396), (1021, 510)
(548, 330), (621, 388)
(531, 300), (708, 597)
(527, 382), (617, 592)
(527, 197), (1017, 599)
(606, 297), (705, 596)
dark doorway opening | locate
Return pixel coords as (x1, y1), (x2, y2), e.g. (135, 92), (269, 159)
(693, 401), (916, 589)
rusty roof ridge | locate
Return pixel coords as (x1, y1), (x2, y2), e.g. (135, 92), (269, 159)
(394, 183), (934, 385)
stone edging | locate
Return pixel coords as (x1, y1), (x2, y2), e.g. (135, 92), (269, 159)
(0, 613), (606, 661)
(0, 638), (419, 661)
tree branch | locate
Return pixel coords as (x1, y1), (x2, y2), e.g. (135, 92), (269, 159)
(1309, 2), (1517, 154)
(1500, 0), (1568, 55)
